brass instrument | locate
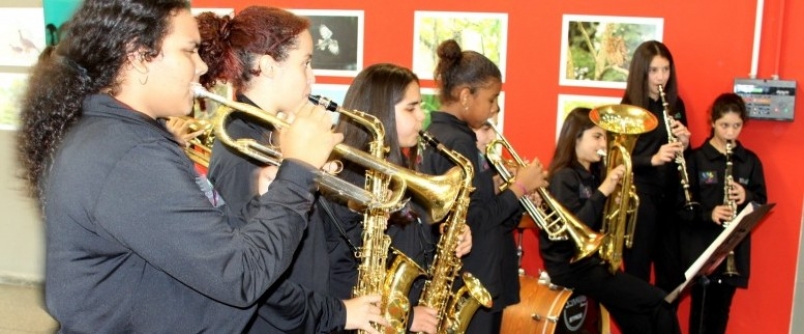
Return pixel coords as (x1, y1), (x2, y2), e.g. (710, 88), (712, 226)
(657, 84), (698, 209)
(722, 140), (740, 276)
(310, 96), (463, 223)
(192, 84), (403, 209)
(179, 116), (214, 168)
(590, 104), (658, 273)
(417, 131), (492, 334)
(310, 96), (426, 334)
(484, 122), (604, 261)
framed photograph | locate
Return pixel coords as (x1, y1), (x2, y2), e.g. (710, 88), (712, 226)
(559, 15), (663, 88)
(311, 83), (349, 125)
(190, 8), (234, 17)
(421, 88), (505, 132)
(0, 71), (30, 131)
(556, 94), (622, 141)
(413, 11), (508, 81)
(0, 7), (46, 67)
(291, 9), (363, 77)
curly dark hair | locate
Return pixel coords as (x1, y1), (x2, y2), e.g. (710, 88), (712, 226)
(17, 0), (190, 200)
(196, 6), (309, 91)
(434, 39), (501, 105)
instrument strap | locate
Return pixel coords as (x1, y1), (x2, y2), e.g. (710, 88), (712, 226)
(318, 198), (359, 256)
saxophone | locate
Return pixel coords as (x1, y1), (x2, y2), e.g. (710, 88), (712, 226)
(722, 140), (740, 276)
(417, 131), (492, 334)
(657, 84), (698, 210)
(311, 96), (426, 334)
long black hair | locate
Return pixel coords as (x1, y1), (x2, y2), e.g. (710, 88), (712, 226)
(548, 107), (598, 177)
(621, 40), (680, 111)
(17, 0), (190, 200)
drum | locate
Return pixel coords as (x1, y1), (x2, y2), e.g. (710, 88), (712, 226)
(501, 275), (602, 334)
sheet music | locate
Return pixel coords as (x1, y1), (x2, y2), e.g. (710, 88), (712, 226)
(665, 202), (775, 303)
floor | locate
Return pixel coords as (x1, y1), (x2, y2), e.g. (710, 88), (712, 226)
(0, 283), (58, 334)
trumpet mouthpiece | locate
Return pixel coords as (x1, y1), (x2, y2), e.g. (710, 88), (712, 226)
(191, 83), (207, 97)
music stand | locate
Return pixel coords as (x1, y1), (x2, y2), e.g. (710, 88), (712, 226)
(665, 202), (775, 303)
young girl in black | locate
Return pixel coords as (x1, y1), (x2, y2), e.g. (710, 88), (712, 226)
(418, 39), (546, 333)
(542, 107), (681, 334)
(621, 41), (692, 292)
(682, 93), (767, 334)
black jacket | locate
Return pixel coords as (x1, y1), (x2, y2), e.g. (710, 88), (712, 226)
(208, 95), (346, 333)
(419, 111), (522, 311)
(681, 140), (767, 288)
(44, 94), (316, 333)
(541, 161), (608, 276)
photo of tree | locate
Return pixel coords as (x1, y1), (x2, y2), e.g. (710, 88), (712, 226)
(413, 11), (508, 81)
(559, 15), (663, 88)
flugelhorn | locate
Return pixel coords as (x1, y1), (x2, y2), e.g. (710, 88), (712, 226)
(192, 84), (404, 209)
(658, 84), (699, 210)
(484, 122), (604, 262)
(590, 104), (658, 273)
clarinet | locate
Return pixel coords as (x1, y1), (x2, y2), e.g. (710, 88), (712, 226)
(657, 84), (699, 209)
(722, 140), (740, 276)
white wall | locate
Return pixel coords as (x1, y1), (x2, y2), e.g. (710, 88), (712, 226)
(0, 130), (45, 283)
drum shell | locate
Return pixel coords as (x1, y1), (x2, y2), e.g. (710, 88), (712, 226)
(501, 275), (602, 334)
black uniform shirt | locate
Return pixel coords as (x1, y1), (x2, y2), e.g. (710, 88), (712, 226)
(44, 94), (316, 333)
(682, 140), (767, 287)
(541, 161), (608, 276)
(207, 95), (346, 333)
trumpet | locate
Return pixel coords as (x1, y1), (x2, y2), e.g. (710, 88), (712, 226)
(191, 84), (405, 209)
(484, 122), (604, 261)
(175, 116), (214, 168)
(657, 84), (699, 210)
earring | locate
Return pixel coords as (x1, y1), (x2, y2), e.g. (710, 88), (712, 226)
(138, 74), (148, 85)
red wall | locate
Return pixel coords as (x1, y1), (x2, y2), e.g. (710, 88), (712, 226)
(192, 1), (804, 332)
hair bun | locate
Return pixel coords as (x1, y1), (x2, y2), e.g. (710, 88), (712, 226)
(436, 39), (462, 64)
(218, 15), (233, 41)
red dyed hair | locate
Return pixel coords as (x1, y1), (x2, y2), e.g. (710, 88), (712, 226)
(196, 6), (309, 91)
